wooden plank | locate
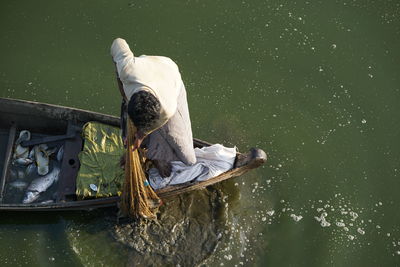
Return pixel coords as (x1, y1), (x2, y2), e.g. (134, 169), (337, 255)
(193, 138), (213, 148)
(56, 122), (83, 201)
(0, 97), (120, 128)
(0, 123), (17, 202)
(234, 148), (267, 168)
(0, 197), (120, 211)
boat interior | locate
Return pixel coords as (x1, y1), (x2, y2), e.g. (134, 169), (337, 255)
(0, 109), (84, 204)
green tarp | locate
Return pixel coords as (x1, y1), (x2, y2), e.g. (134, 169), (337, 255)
(76, 122), (125, 199)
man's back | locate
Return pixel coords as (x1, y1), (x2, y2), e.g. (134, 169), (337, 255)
(111, 38), (196, 176)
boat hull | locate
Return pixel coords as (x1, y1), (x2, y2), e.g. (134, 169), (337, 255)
(0, 98), (266, 211)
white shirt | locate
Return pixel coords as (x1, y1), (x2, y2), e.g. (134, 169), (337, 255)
(111, 38), (182, 132)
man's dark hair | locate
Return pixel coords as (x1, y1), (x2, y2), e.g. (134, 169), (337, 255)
(127, 91), (161, 131)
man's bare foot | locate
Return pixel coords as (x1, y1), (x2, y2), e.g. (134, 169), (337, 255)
(153, 160), (171, 178)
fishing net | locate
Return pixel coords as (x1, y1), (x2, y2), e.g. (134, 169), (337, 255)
(120, 119), (161, 220)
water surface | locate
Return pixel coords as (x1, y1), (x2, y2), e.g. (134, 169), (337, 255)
(1, 0), (400, 266)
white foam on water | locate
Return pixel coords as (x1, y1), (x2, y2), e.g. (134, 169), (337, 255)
(290, 214), (303, 222)
(266, 210), (275, 216)
(224, 255), (232, 261)
(321, 221), (331, 227)
(336, 222), (345, 227)
(357, 228), (365, 235)
(349, 211), (358, 221)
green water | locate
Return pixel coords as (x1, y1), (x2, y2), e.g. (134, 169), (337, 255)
(1, 0), (400, 266)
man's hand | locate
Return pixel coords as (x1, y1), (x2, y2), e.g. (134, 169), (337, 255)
(153, 160), (172, 178)
(131, 131), (146, 151)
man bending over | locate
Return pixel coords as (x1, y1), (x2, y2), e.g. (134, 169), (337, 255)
(111, 38), (196, 177)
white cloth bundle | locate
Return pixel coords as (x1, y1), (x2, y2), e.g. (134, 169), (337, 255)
(149, 144), (237, 190)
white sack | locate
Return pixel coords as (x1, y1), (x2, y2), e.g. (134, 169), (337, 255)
(149, 144), (236, 190)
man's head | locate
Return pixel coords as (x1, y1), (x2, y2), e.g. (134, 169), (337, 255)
(127, 90), (161, 135)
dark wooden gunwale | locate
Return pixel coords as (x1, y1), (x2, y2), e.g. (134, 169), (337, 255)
(0, 98), (266, 211)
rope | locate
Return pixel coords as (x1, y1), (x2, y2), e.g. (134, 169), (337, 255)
(120, 119), (161, 219)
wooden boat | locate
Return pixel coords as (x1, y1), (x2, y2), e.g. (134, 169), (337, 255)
(0, 97), (266, 211)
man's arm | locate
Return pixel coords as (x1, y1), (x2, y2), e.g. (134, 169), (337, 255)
(114, 63), (126, 100)
(113, 61), (128, 144)
(110, 38), (135, 81)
